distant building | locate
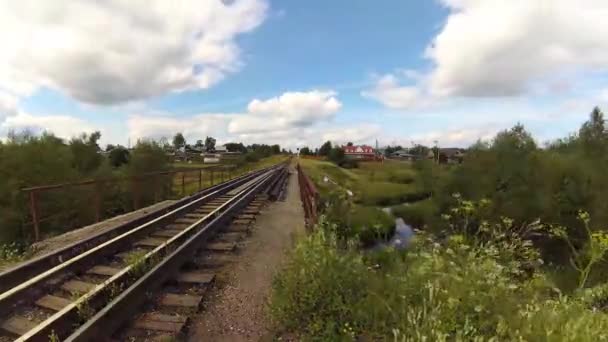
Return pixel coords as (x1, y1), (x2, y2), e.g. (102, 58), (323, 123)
(440, 148), (465, 164)
(343, 145), (376, 160)
(428, 148), (466, 164)
(214, 144), (228, 153)
(391, 149), (417, 161)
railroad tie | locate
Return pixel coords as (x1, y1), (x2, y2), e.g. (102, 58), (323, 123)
(165, 223), (188, 230)
(225, 224), (250, 233)
(174, 217), (199, 224)
(61, 280), (96, 294)
(86, 265), (121, 277)
(134, 313), (188, 333)
(236, 214), (256, 220)
(184, 213), (204, 219)
(151, 229), (184, 238)
(134, 237), (167, 248)
(232, 219), (252, 226)
(192, 255), (237, 268)
(176, 271), (215, 285)
(159, 293), (203, 308)
(205, 242), (236, 252)
(216, 232), (243, 243)
(1, 316), (38, 336)
(35, 295), (72, 311)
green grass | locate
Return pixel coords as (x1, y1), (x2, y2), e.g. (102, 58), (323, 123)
(299, 158), (428, 207)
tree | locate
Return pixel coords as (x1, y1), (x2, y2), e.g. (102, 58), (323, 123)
(172, 133), (186, 150)
(108, 146), (130, 168)
(194, 139), (204, 148)
(300, 147), (312, 155)
(204, 136), (216, 152)
(271, 144), (281, 154)
(319, 141), (332, 156)
(105, 144), (116, 152)
(328, 147), (346, 165)
(346, 142), (354, 146)
(579, 106), (607, 154)
(225, 142), (247, 153)
(69, 131), (103, 175)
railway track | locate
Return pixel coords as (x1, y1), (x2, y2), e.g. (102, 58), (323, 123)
(0, 162), (289, 341)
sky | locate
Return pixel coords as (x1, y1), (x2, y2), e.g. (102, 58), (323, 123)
(1, 0), (608, 149)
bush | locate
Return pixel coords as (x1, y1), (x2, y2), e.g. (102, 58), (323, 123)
(391, 199), (438, 229)
(271, 216), (608, 341)
(349, 206), (394, 246)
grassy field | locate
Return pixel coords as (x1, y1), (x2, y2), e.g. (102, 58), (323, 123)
(299, 158), (428, 207)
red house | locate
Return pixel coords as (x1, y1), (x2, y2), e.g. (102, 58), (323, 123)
(343, 145), (376, 160)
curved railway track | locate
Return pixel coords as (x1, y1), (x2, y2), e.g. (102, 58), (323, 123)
(0, 162), (288, 342)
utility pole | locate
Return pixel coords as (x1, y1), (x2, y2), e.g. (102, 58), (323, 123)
(433, 140), (439, 164)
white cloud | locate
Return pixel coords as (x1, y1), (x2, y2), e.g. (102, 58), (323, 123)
(124, 90), (375, 149)
(428, 0), (608, 97)
(229, 90), (342, 134)
(408, 125), (501, 148)
(2, 112), (95, 139)
(0, 0), (268, 104)
(321, 124), (382, 145)
(0, 92), (18, 122)
(361, 74), (432, 110)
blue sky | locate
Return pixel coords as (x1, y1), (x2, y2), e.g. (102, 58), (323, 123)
(1, 0), (607, 149)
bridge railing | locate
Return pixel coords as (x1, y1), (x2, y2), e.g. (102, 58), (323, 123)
(296, 163), (319, 229)
(21, 165), (240, 242)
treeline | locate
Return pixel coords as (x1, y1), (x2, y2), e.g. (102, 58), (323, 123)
(402, 107), (608, 265)
(0, 131), (170, 245)
(0, 130), (287, 246)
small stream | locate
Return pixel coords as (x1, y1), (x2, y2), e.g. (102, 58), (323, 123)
(377, 203), (416, 250)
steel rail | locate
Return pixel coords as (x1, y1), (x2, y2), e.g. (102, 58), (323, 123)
(17, 167), (281, 341)
(0, 166), (275, 319)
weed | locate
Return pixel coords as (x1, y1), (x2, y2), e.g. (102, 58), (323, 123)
(48, 330), (60, 342)
(551, 211), (608, 290)
(123, 249), (149, 277)
(70, 292), (95, 322)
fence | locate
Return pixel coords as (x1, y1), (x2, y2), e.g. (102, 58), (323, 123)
(21, 165), (243, 242)
(296, 163), (320, 228)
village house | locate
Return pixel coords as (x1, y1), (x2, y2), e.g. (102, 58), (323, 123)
(343, 145), (376, 161)
(427, 148), (466, 164)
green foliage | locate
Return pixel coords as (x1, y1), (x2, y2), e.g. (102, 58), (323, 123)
(349, 206), (394, 245)
(272, 208), (608, 341)
(69, 131), (103, 175)
(108, 146), (129, 168)
(172, 132), (186, 149)
(0, 132), (78, 243)
(318, 140), (332, 156)
(355, 181), (427, 206)
(391, 199), (438, 229)
(551, 211), (608, 289)
(204, 136), (216, 152)
(328, 146), (345, 164)
(299, 147), (312, 155)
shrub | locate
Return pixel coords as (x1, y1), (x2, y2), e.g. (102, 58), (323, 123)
(349, 206), (394, 246)
(271, 219), (546, 340)
(391, 199), (438, 229)
(272, 197), (608, 341)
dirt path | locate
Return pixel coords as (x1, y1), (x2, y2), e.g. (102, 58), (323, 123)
(188, 166), (305, 341)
